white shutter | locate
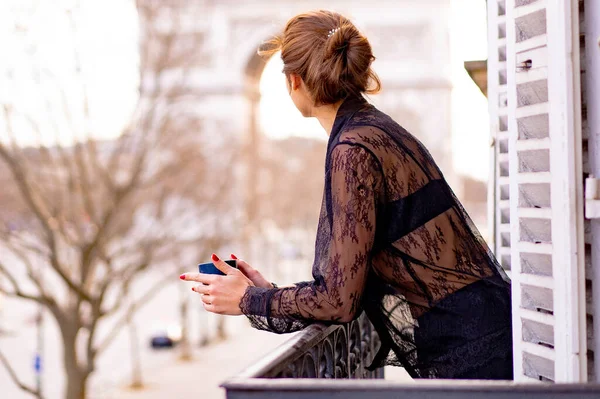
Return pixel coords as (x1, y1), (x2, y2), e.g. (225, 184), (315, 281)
(491, 0), (588, 382)
(488, 1), (511, 274)
(583, 0), (599, 382)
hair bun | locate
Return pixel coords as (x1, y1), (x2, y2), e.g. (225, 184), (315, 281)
(264, 10), (381, 105)
(324, 24), (356, 60)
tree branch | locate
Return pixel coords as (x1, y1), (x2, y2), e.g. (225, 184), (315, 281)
(0, 285), (45, 307)
(1, 240), (44, 285)
(0, 109), (92, 303)
(0, 349), (40, 398)
(0, 256), (57, 309)
(0, 228), (50, 260)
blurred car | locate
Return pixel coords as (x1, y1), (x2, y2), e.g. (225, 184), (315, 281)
(149, 324), (182, 349)
(150, 333), (174, 348)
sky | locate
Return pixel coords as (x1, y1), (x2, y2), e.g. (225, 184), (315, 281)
(1, 0), (490, 180)
(0, 0), (139, 146)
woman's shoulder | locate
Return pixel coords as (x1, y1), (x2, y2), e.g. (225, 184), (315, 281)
(351, 103), (399, 129)
(337, 106), (404, 155)
(341, 104), (429, 157)
(338, 124), (389, 149)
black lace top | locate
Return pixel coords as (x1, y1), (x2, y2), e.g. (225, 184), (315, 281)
(240, 96), (512, 379)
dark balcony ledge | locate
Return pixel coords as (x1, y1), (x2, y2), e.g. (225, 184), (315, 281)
(223, 378), (600, 399)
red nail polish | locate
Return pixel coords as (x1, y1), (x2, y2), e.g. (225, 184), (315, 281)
(212, 253), (219, 262)
(179, 274), (186, 280)
(191, 287), (195, 292)
(230, 254), (238, 260)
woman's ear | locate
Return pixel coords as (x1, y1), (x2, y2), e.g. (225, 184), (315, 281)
(289, 73), (302, 91)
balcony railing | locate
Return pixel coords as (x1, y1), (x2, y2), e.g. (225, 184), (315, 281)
(226, 313), (383, 380)
(222, 313), (600, 399)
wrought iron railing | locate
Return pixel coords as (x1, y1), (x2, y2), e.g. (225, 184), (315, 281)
(227, 313), (383, 380)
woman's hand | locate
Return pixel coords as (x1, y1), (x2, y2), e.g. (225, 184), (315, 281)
(231, 253), (274, 289)
(180, 254), (253, 315)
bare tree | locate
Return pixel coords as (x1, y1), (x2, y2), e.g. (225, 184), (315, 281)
(0, 2), (237, 399)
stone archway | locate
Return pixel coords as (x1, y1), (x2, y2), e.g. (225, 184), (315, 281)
(194, 0), (454, 165)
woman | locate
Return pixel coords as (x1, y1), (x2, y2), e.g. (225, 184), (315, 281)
(180, 10), (513, 380)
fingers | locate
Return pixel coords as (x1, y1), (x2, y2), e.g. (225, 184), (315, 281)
(181, 253), (247, 317)
(236, 259), (254, 275)
(200, 294), (212, 304)
(194, 287), (216, 310)
(192, 284), (210, 295)
(232, 253), (254, 273)
(211, 253), (236, 275)
(202, 302), (219, 314)
(196, 289), (219, 314)
(200, 296), (222, 314)
(181, 272), (219, 284)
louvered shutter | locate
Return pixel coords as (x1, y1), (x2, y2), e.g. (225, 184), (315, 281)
(489, 0), (588, 382)
(488, 0), (512, 274)
(583, 0), (599, 383)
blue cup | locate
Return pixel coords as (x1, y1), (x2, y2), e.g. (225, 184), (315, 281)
(198, 260), (237, 276)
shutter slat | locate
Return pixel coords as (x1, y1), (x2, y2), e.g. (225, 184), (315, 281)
(520, 308), (555, 325)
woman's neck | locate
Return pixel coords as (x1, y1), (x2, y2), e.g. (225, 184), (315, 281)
(313, 100), (344, 135)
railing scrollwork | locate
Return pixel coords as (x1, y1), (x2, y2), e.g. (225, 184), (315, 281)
(229, 313), (383, 380)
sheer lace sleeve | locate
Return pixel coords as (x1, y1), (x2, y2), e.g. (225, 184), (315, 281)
(239, 144), (381, 333)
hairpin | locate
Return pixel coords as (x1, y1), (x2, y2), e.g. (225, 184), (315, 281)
(327, 27), (340, 38)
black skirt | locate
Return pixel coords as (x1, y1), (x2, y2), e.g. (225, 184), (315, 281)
(414, 276), (514, 380)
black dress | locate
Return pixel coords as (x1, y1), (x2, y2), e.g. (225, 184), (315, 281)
(240, 95), (513, 380)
